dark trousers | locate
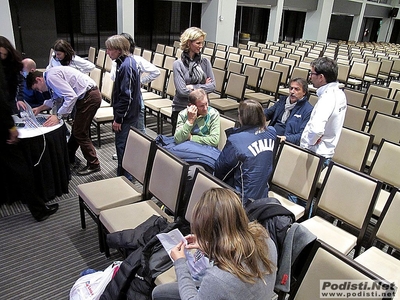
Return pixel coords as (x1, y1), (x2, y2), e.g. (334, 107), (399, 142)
(68, 87), (101, 168)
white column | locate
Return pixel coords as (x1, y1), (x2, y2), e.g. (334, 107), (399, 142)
(202, 0), (237, 46)
(349, 1), (366, 42)
(303, 0), (334, 42)
(378, 17), (394, 42)
(267, 0), (284, 42)
(0, 1), (15, 46)
(117, 0), (135, 37)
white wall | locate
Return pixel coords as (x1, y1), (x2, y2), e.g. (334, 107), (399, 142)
(0, 1), (15, 46)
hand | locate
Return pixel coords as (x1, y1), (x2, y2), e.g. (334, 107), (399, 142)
(278, 135), (286, 143)
(205, 77), (213, 84)
(185, 234), (199, 250)
(187, 105), (198, 124)
(7, 127), (19, 144)
(170, 241), (186, 261)
(186, 84), (194, 91)
(112, 121), (122, 132)
(16, 100), (27, 111)
(43, 115), (59, 127)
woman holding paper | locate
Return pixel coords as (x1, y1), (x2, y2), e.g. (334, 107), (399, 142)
(152, 188), (277, 300)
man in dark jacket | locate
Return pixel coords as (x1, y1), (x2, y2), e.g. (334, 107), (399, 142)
(265, 78), (313, 145)
(105, 35), (141, 178)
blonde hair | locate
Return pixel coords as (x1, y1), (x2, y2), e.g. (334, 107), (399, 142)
(191, 188), (275, 284)
(180, 27), (206, 52)
(105, 35), (131, 56)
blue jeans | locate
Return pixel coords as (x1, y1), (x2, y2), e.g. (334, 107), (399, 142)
(115, 118), (138, 178)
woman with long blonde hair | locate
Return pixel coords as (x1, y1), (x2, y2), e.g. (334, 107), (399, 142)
(152, 188), (277, 300)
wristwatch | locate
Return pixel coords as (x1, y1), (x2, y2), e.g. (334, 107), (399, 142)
(57, 114), (63, 120)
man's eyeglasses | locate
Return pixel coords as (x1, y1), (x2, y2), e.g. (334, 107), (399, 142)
(308, 71), (320, 77)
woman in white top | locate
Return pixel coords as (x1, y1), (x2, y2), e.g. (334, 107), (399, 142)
(47, 39), (95, 74)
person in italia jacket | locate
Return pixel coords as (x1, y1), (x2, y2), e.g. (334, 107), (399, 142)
(215, 99), (277, 206)
(264, 78), (313, 145)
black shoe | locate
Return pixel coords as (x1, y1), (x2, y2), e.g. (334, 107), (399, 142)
(77, 165), (101, 176)
(35, 203), (59, 222)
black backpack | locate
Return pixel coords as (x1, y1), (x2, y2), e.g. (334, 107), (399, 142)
(245, 197), (295, 259)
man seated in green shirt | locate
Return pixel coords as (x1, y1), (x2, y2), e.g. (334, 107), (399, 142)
(174, 88), (220, 148)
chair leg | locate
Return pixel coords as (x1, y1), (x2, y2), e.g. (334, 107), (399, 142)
(79, 197), (86, 229)
(96, 218), (105, 253)
(97, 123), (101, 148)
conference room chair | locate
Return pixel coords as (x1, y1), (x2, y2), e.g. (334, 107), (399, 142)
(363, 60), (381, 86)
(288, 53), (301, 66)
(216, 43), (227, 51)
(281, 57), (297, 77)
(269, 142), (324, 221)
(343, 87), (366, 107)
(218, 114), (236, 151)
(261, 48), (273, 56)
(242, 55), (256, 67)
(162, 55), (176, 71)
(252, 51), (266, 61)
(301, 162), (382, 256)
(141, 49), (153, 62)
(346, 61), (367, 90)
(368, 139), (400, 218)
(142, 67), (168, 100)
(210, 72), (248, 114)
(393, 89), (400, 115)
(87, 46), (96, 64)
(212, 57), (228, 70)
(89, 67), (102, 93)
(365, 95), (397, 123)
(155, 43), (165, 54)
(287, 240), (393, 300)
(257, 59), (273, 71)
(343, 104), (369, 132)
(317, 126), (373, 187)
(227, 60), (243, 75)
(389, 58), (400, 80)
(145, 70), (175, 134)
(266, 54), (281, 68)
(337, 63), (351, 86)
(95, 49), (106, 70)
(366, 111), (400, 166)
(364, 84), (391, 106)
(274, 62), (291, 87)
(377, 58), (394, 86)
(154, 168), (234, 286)
(388, 80), (400, 99)
(164, 45), (175, 57)
(208, 67), (227, 100)
(175, 48), (183, 59)
(239, 48), (251, 57)
(298, 60), (310, 70)
(152, 52), (165, 68)
(245, 68), (282, 105)
(227, 52), (241, 62)
(308, 94), (318, 107)
(214, 49), (227, 59)
(243, 64), (262, 97)
(78, 128), (156, 252)
(100, 144), (189, 257)
(278, 67), (309, 96)
(274, 50), (287, 59)
(103, 54), (113, 73)
(90, 71), (114, 147)
(354, 188), (400, 298)
(227, 46), (239, 54)
(205, 41), (216, 49)
(133, 46), (142, 56)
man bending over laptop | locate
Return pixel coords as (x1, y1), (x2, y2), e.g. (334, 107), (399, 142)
(26, 66), (101, 176)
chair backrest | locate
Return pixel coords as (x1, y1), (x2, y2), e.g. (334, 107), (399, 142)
(218, 114), (236, 151)
(243, 64), (262, 91)
(239, 48), (251, 56)
(365, 84), (391, 106)
(214, 49), (227, 59)
(343, 104), (369, 131)
(289, 240), (391, 300)
(372, 188), (400, 250)
(274, 63), (291, 86)
(95, 49), (106, 69)
(227, 52), (241, 62)
(257, 59), (273, 70)
(223, 72), (248, 101)
(147, 145), (189, 217)
(152, 52), (165, 68)
(388, 80), (400, 98)
(271, 142), (323, 212)
(242, 56), (256, 66)
(202, 47), (214, 57)
(183, 168), (232, 223)
(101, 71), (114, 102)
(213, 57), (227, 70)
(149, 67), (168, 96)
(164, 45), (175, 56)
(369, 139), (400, 188)
(379, 58), (394, 75)
(122, 128), (156, 195)
(349, 61), (367, 80)
(298, 61), (310, 69)
(393, 89), (400, 115)
(155, 43), (165, 54)
(259, 69), (282, 99)
(267, 54), (281, 67)
(228, 46), (239, 54)
(366, 95), (397, 123)
(290, 67), (309, 82)
(252, 51), (266, 60)
(133, 46), (142, 56)
(337, 63), (351, 84)
(163, 55), (176, 71)
(343, 88), (366, 107)
(368, 111), (400, 146)
(308, 94), (318, 107)
(165, 71), (176, 98)
(216, 43), (227, 51)
(142, 49), (153, 62)
(334, 127), (373, 171)
(175, 48), (183, 59)
(211, 67), (227, 95)
(227, 60), (243, 75)
(89, 67), (102, 90)
(364, 60), (381, 78)
(88, 46), (96, 63)
(104, 54), (113, 72)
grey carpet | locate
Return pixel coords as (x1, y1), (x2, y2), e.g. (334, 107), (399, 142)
(0, 116), (163, 299)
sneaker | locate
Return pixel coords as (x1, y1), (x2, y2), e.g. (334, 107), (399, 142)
(77, 165), (101, 176)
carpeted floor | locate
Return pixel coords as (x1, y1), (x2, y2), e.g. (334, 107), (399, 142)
(0, 117), (163, 299)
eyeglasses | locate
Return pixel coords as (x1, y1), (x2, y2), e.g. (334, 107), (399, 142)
(308, 71), (320, 77)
